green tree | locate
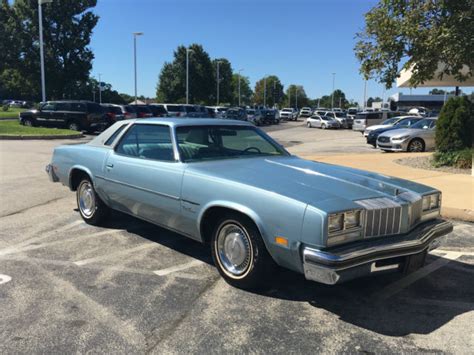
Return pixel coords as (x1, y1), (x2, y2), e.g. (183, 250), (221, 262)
(212, 58), (233, 105)
(355, 0), (473, 88)
(366, 96), (382, 108)
(3, 0), (98, 100)
(435, 96), (474, 152)
(316, 90), (350, 109)
(156, 44), (214, 104)
(285, 85), (310, 108)
(231, 74), (253, 106)
(253, 75), (284, 107)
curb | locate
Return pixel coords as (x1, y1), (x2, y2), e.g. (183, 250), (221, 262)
(441, 207), (474, 223)
(0, 134), (84, 140)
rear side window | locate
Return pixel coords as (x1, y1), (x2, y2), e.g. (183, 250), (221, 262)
(105, 124), (128, 146)
(116, 124), (174, 161)
(87, 103), (103, 113)
(56, 102), (70, 111)
(167, 105), (184, 112)
(42, 102), (56, 111)
(70, 103), (86, 112)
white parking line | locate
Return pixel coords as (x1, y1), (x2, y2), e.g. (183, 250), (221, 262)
(73, 243), (155, 266)
(0, 229), (118, 257)
(433, 249), (474, 257)
(0, 220), (84, 256)
(372, 251), (462, 301)
(153, 260), (204, 276)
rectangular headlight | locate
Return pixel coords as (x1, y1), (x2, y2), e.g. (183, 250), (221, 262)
(422, 193), (440, 212)
(328, 214), (344, 233)
(344, 210), (361, 229)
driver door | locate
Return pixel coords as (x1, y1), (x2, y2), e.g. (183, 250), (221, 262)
(99, 124), (185, 230)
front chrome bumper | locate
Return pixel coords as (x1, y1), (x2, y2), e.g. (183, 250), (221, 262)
(302, 219), (453, 285)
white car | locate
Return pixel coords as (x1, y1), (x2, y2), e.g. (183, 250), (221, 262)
(299, 107), (313, 118)
(363, 116), (420, 137)
(279, 108), (298, 121)
(306, 115), (340, 129)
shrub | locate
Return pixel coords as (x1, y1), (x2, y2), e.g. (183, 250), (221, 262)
(436, 96), (474, 152)
(1, 104), (9, 112)
(433, 148), (473, 169)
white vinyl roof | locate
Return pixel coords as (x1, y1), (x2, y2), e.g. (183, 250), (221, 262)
(397, 63), (473, 88)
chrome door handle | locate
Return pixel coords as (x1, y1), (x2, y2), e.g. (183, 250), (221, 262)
(106, 163), (114, 168)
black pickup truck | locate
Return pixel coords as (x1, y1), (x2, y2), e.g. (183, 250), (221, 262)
(19, 100), (106, 132)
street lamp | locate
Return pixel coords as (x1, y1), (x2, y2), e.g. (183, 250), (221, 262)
(38, 0), (53, 102)
(363, 79), (367, 109)
(216, 60), (223, 105)
(186, 48), (194, 104)
(295, 86), (299, 110)
(263, 77), (266, 107)
(331, 72), (336, 109)
(98, 73), (102, 104)
(238, 69), (244, 106)
(132, 32), (143, 104)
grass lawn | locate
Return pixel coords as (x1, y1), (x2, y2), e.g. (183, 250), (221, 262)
(0, 120), (78, 136)
(0, 107), (26, 119)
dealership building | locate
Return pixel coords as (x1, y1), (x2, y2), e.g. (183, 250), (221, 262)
(388, 92), (454, 112)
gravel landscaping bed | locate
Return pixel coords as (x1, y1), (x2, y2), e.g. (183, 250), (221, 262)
(395, 155), (471, 175)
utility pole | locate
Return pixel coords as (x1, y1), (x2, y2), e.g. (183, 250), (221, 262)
(98, 73), (102, 104)
(186, 48), (193, 104)
(38, 0), (53, 102)
(132, 32), (143, 104)
(238, 69), (243, 106)
(263, 76), (267, 108)
(363, 79), (367, 109)
(216, 61), (222, 105)
(331, 72), (336, 109)
(273, 81), (276, 107)
(295, 86), (298, 110)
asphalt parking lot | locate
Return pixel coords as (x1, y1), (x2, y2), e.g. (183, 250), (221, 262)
(0, 124), (473, 353)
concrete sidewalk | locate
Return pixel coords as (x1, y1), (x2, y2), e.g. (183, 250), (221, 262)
(302, 152), (474, 222)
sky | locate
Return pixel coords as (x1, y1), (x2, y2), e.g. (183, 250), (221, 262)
(89, 0), (471, 105)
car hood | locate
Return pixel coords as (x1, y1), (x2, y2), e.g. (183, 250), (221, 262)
(379, 128), (424, 138)
(367, 124), (391, 131)
(185, 156), (434, 212)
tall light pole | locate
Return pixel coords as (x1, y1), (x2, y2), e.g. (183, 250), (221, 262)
(295, 86), (299, 110)
(263, 77), (267, 107)
(363, 79), (367, 109)
(331, 72), (336, 109)
(216, 61), (222, 105)
(38, 0), (53, 102)
(238, 69), (244, 106)
(98, 73), (102, 104)
(186, 48), (194, 104)
(273, 81), (276, 107)
(132, 32), (143, 104)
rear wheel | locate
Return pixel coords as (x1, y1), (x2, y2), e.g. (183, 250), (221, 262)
(211, 213), (276, 289)
(321, 124), (327, 129)
(67, 121), (81, 131)
(408, 138), (425, 152)
(22, 118), (34, 127)
(307, 122), (312, 128)
(76, 178), (109, 225)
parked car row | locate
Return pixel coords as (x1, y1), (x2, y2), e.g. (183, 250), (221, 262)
(305, 110), (354, 129)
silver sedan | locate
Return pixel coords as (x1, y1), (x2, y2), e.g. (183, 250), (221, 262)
(376, 118), (438, 152)
(306, 115), (340, 129)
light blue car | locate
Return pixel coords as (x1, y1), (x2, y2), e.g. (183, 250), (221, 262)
(46, 118), (452, 289)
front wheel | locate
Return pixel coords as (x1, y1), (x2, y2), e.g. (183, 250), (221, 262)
(22, 118), (34, 127)
(307, 122), (311, 128)
(211, 213), (276, 289)
(408, 138), (425, 152)
(76, 178), (110, 225)
(321, 124), (327, 130)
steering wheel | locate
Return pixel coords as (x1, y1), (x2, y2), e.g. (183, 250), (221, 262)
(243, 147), (261, 154)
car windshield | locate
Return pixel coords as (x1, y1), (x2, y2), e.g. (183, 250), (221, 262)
(321, 116), (331, 121)
(282, 109), (292, 112)
(382, 118), (398, 125)
(176, 125), (288, 162)
(411, 119), (436, 129)
(167, 105), (184, 112)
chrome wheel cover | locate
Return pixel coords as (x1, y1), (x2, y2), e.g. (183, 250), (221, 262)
(78, 181), (96, 218)
(409, 140), (423, 152)
(24, 120), (32, 127)
(216, 223), (252, 277)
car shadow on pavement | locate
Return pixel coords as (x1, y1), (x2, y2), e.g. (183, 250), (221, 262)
(86, 210), (473, 338)
(258, 255), (474, 337)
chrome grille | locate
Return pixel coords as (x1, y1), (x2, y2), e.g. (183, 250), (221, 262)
(398, 191), (423, 227)
(356, 198), (402, 237)
(378, 136), (389, 143)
